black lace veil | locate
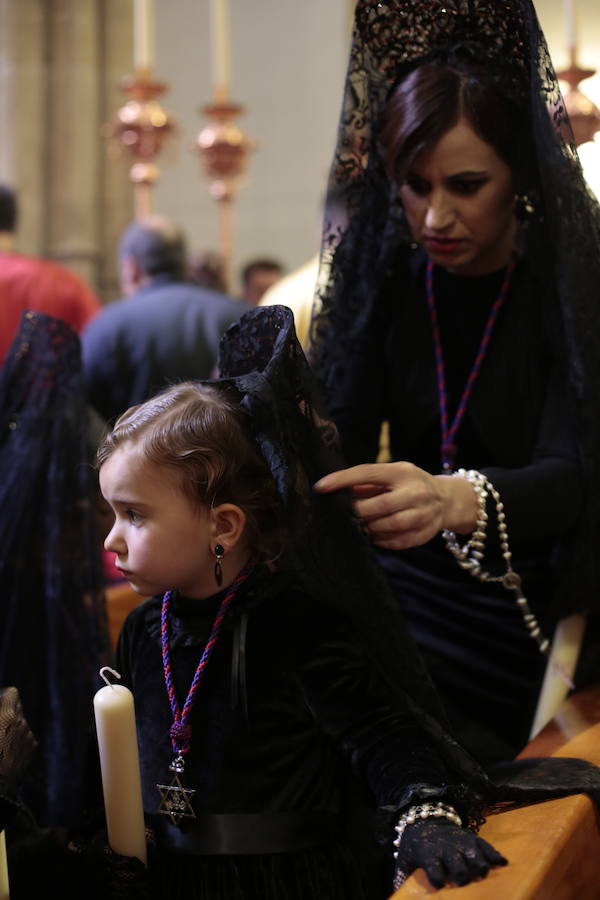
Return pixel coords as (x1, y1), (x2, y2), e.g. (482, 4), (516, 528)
(217, 304), (600, 815)
(0, 312), (109, 825)
(310, 0), (600, 616)
(218, 306), (444, 711)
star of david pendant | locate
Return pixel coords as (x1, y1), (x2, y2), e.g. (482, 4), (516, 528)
(156, 754), (196, 825)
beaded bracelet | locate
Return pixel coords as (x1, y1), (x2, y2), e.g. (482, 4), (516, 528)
(442, 468), (550, 656)
(392, 801), (462, 860)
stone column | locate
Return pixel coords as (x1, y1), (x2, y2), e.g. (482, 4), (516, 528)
(98, 0), (135, 301)
(0, 0), (133, 301)
(45, 0), (102, 287)
(0, 0), (46, 254)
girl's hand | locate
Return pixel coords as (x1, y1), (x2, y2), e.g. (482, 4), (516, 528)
(394, 818), (507, 890)
(314, 462), (478, 550)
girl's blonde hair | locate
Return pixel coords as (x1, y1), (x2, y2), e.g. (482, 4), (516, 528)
(97, 381), (284, 563)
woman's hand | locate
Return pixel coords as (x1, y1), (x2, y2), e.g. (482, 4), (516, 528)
(395, 818), (507, 890)
(314, 462), (478, 550)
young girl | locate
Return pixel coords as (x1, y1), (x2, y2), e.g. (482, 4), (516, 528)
(96, 307), (507, 898)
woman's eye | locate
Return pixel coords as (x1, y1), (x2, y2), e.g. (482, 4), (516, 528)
(404, 176), (430, 196)
(450, 179), (487, 196)
(126, 509), (141, 524)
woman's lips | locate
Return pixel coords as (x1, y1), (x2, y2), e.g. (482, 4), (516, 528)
(424, 236), (464, 254)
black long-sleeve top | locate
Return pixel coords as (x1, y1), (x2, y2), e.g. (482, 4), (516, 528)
(323, 249), (585, 760)
(115, 568), (471, 899)
(329, 251), (582, 562)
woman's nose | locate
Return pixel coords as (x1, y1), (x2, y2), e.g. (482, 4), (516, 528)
(424, 192), (454, 231)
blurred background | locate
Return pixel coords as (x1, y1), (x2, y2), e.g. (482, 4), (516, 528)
(0, 0), (598, 302)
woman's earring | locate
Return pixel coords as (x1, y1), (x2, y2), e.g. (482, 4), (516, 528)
(516, 193), (535, 221)
(214, 544), (225, 587)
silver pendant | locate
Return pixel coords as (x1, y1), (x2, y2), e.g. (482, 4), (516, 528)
(156, 754), (196, 825)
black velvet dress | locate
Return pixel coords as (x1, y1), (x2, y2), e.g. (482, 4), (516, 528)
(327, 249), (583, 762)
(115, 566), (468, 900)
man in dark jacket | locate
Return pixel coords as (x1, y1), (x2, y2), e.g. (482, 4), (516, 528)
(81, 216), (248, 423)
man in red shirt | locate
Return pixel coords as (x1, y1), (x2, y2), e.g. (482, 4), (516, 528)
(0, 184), (100, 363)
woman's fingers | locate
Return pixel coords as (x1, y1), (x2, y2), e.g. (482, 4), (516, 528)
(348, 483), (389, 500)
(371, 528), (437, 550)
(314, 462), (448, 548)
(314, 462), (414, 494)
(313, 464), (388, 492)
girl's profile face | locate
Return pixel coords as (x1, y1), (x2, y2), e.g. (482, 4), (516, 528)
(100, 442), (216, 599)
(399, 116), (516, 277)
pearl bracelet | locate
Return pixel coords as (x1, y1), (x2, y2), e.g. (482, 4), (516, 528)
(442, 468), (550, 656)
(392, 801), (462, 859)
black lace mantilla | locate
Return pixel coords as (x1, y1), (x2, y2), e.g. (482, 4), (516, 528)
(0, 312), (109, 826)
(310, 0), (600, 616)
(215, 305), (600, 825)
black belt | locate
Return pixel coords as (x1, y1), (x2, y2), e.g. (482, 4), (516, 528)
(152, 811), (340, 856)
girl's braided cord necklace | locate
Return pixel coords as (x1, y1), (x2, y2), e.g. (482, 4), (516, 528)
(156, 565), (254, 825)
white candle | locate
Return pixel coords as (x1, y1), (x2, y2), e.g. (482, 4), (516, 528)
(209, 0), (232, 98)
(564, 0), (577, 50)
(134, 0), (154, 70)
(0, 831), (9, 900)
(94, 668), (147, 865)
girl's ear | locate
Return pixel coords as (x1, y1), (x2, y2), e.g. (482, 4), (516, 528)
(210, 503), (247, 551)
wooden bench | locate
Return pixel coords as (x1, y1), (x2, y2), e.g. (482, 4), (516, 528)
(391, 684), (600, 899)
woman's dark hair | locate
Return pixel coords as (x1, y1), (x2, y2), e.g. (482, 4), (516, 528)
(97, 381), (285, 564)
(379, 62), (532, 192)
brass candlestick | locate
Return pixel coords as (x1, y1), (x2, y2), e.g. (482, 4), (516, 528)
(106, 69), (177, 219)
(558, 50), (600, 147)
(195, 99), (253, 292)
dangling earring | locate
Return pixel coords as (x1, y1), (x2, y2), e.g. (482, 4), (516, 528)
(214, 544), (225, 587)
(516, 193), (535, 221)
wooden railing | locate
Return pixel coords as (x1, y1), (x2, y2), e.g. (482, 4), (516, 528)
(105, 580), (142, 648)
(104, 582), (600, 898)
(391, 684), (600, 899)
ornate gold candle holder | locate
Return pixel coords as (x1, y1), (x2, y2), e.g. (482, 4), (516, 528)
(106, 70), (177, 219)
(195, 100), (253, 291)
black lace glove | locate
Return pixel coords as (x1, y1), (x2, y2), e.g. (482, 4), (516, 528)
(97, 843), (149, 900)
(0, 687), (37, 784)
(394, 817), (507, 890)
(67, 830), (151, 900)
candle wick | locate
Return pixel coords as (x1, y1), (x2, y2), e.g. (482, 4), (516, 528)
(100, 666), (122, 688)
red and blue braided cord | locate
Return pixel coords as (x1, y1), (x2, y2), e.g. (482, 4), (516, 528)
(161, 565), (254, 755)
(426, 258), (514, 472)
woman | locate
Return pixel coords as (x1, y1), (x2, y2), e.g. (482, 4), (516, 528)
(0, 311), (109, 825)
(312, 0), (600, 763)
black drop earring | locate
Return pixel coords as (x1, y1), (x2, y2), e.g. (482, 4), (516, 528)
(214, 544), (225, 587)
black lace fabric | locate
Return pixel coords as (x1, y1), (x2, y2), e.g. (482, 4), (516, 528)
(218, 306), (488, 819)
(0, 312), (109, 826)
(217, 305), (600, 837)
(311, 0), (600, 617)
(218, 306), (449, 722)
